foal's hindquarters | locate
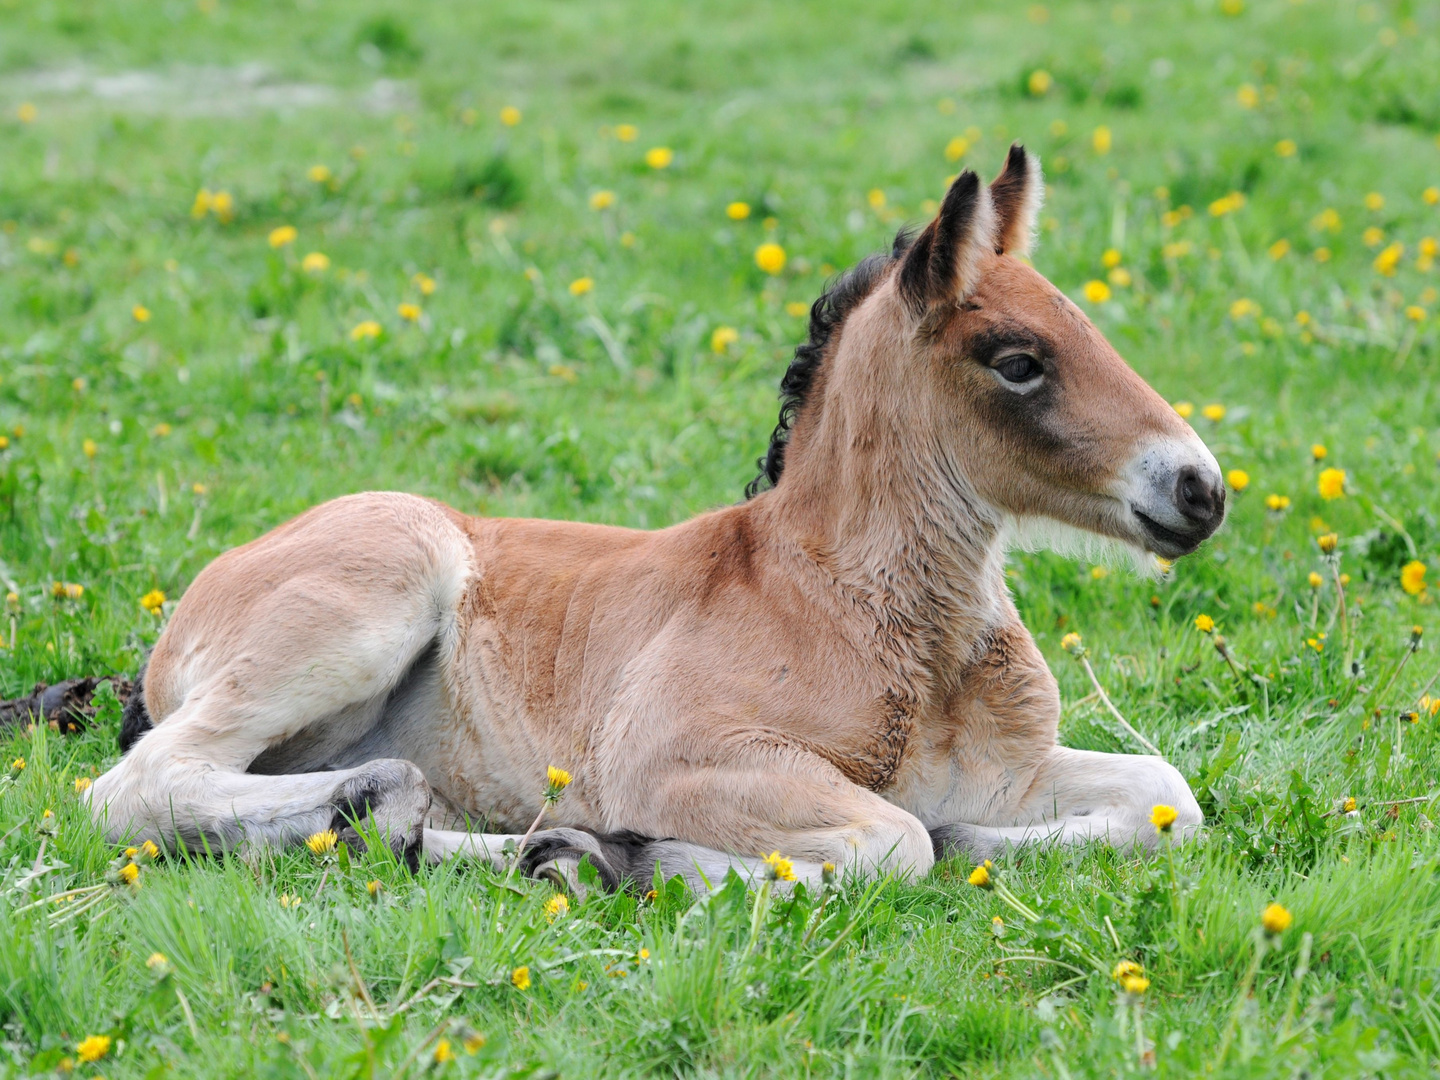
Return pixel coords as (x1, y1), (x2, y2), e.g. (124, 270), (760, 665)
(86, 490), (1198, 896)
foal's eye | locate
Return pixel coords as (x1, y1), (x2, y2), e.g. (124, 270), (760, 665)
(994, 353), (1043, 384)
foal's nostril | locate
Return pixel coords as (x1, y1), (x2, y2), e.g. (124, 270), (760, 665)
(1174, 465), (1224, 527)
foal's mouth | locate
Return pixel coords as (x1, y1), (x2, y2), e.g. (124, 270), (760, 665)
(1131, 507), (1210, 558)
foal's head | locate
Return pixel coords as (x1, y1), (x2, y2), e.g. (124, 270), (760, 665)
(755, 144), (1225, 561)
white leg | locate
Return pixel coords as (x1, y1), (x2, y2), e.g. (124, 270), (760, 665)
(931, 746), (1201, 862)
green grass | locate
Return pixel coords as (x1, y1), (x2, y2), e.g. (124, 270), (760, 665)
(3, 0), (1440, 1074)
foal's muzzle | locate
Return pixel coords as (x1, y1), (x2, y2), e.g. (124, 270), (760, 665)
(1120, 437), (1227, 558)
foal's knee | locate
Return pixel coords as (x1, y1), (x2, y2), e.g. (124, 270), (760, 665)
(853, 812), (935, 881)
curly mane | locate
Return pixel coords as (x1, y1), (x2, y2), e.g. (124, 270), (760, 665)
(744, 229), (915, 499)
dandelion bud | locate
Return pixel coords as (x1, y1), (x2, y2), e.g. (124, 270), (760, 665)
(544, 765), (573, 802)
(968, 862), (992, 889)
(1410, 625), (1425, 649)
(821, 861), (837, 885)
(366, 879), (382, 899)
(1308, 572), (1324, 589)
(1060, 632), (1085, 658)
(146, 952), (171, 976)
(1317, 532), (1338, 554)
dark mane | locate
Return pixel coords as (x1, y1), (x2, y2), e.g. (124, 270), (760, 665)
(744, 228), (915, 499)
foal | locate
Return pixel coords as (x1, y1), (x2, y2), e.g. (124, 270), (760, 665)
(88, 146), (1224, 893)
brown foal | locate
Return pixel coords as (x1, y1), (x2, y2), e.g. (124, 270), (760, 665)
(88, 145), (1225, 893)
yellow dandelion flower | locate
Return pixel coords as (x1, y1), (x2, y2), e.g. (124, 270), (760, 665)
(544, 893), (569, 922)
(1151, 804), (1179, 832)
(755, 243), (786, 275)
(1060, 632), (1084, 655)
(1314, 246), (1332, 263)
(1112, 960), (1144, 980)
(1308, 571), (1324, 589)
(1209, 192), (1245, 216)
(644, 146), (673, 169)
(463, 1031), (486, 1053)
(1261, 902), (1292, 934)
(546, 765), (572, 790)
(132, 304), (151, 323)
(191, 188), (213, 218)
(1265, 494), (1290, 511)
(1402, 561), (1427, 596)
(1230, 298), (1259, 319)
(11, 757), (24, 771)
(1374, 242), (1404, 276)
(1275, 139), (1297, 158)
(1202, 403), (1226, 421)
(726, 201), (751, 220)
(75, 776), (93, 793)
(1362, 225), (1385, 248)
(763, 850), (796, 882)
(367, 879), (382, 897)
(140, 589), (166, 615)
(1108, 267), (1132, 288)
(76, 1035), (111, 1063)
(1121, 974), (1150, 995)
(968, 863), (992, 888)
(1227, 469), (1250, 492)
(1317, 468), (1346, 500)
(398, 302), (421, 322)
(1027, 69), (1053, 96)
(268, 225), (297, 249)
(307, 165), (332, 183)
(1194, 613), (1215, 633)
(146, 952), (170, 972)
(1407, 306), (1427, 322)
(211, 190), (235, 222)
(350, 320), (382, 341)
(305, 829), (338, 855)
(1092, 126), (1112, 154)
(511, 966), (531, 990)
(301, 251), (330, 273)
(785, 300), (809, 318)
(1090, 565), (1108, 580)
(434, 1039), (454, 1063)
(1083, 280), (1111, 303)
(140, 839), (159, 859)
(1268, 238), (1290, 260)
(1342, 796), (1357, 813)
(1236, 83), (1259, 108)
(711, 326), (739, 354)
(1364, 191), (1385, 211)
(589, 189), (616, 210)
(614, 123), (638, 141)
(1101, 248), (1122, 269)
(1317, 532), (1338, 554)
(82, 439), (98, 460)
(1173, 401), (1195, 418)
(17, 102), (38, 124)
(568, 276), (594, 296)
(1425, 187), (1440, 207)
(499, 105), (522, 127)
(118, 863), (140, 885)
(944, 136), (970, 162)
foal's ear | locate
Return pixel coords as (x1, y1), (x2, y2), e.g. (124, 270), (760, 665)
(989, 143), (1044, 257)
(898, 169), (998, 314)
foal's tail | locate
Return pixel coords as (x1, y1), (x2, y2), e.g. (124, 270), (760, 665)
(118, 659), (153, 753)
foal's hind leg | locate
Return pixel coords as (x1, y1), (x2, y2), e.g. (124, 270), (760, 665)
(85, 493), (473, 860)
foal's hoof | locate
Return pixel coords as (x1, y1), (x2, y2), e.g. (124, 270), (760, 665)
(519, 828), (628, 894)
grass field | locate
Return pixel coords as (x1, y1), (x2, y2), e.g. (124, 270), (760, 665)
(3, 0), (1440, 1075)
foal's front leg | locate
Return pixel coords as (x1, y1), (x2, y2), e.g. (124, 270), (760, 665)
(930, 746), (1202, 863)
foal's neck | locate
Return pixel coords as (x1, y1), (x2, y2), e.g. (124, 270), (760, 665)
(761, 415), (1010, 680)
